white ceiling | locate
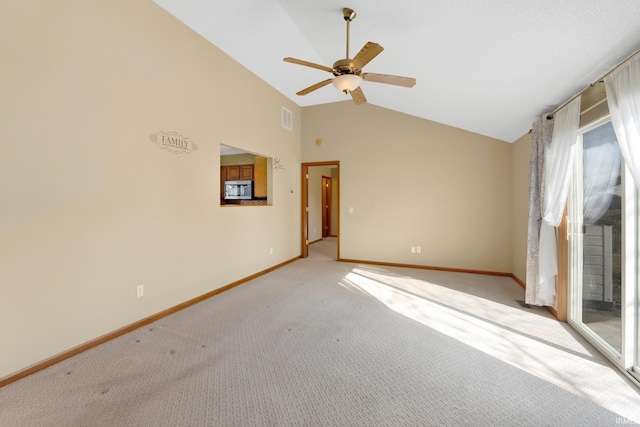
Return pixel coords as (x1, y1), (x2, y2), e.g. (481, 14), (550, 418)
(154, 0), (640, 142)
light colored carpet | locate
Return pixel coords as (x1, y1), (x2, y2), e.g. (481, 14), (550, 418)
(2, 238), (640, 426)
(308, 236), (338, 261)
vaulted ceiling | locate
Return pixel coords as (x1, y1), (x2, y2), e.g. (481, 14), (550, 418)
(154, 0), (640, 142)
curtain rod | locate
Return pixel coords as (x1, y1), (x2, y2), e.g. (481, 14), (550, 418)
(546, 47), (640, 119)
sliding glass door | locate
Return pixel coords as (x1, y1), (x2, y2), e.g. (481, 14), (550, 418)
(568, 117), (638, 375)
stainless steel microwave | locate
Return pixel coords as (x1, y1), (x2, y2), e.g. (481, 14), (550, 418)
(224, 180), (253, 200)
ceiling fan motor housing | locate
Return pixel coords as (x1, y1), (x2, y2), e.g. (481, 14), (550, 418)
(332, 59), (360, 77)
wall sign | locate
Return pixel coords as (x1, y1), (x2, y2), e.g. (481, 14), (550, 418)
(273, 157), (285, 170)
(148, 131), (198, 155)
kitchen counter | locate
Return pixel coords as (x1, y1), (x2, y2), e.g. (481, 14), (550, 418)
(221, 199), (268, 206)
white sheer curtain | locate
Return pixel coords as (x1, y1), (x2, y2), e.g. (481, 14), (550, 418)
(605, 54), (640, 189)
(527, 97), (581, 306)
(542, 98), (582, 226)
(583, 124), (621, 225)
(526, 116), (553, 306)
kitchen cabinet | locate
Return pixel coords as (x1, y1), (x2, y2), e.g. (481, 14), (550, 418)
(240, 165), (253, 180)
(253, 157), (267, 198)
(222, 165), (253, 180)
(225, 165), (239, 180)
(220, 166), (227, 198)
(223, 164), (253, 181)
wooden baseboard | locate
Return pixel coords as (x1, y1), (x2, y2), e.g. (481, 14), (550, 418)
(511, 274), (526, 289)
(0, 256), (300, 388)
(506, 274), (564, 321)
(546, 305), (560, 319)
(338, 258), (513, 278)
(338, 259), (569, 320)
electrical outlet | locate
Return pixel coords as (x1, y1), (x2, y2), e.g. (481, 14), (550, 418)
(137, 285), (144, 298)
(411, 246), (416, 253)
(416, 246), (422, 253)
(269, 247), (274, 255)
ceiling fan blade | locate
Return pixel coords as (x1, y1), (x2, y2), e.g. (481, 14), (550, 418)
(351, 42), (384, 70)
(350, 87), (367, 105)
(283, 57), (333, 73)
(362, 73), (416, 88)
(296, 79), (333, 96)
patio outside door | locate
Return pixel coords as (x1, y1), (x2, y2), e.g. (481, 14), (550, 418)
(568, 117), (639, 378)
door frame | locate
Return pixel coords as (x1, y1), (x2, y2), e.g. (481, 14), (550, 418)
(322, 176), (331, 238)
(301, 161), (340, 259)
(567, 115), (639, 373)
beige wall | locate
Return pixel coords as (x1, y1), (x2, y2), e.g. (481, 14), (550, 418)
(511, 133), (532, 284)
(302, 102), (513, 273)
(0, 0), (301, 379)
(1, 0), (535, 381)
(220, 153), (258, 166)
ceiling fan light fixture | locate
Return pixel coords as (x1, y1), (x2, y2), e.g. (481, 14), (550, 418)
(284, 8), (415, 103)
(332, 74), (362, 93)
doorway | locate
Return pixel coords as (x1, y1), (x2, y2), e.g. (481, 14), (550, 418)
(568, 116), (639, 377)
(301, 162), (339, 259)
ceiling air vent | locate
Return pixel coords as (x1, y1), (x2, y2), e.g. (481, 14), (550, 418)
(282, 107), (292, 131)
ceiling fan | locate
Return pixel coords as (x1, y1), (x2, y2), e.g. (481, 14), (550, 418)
(283, 8), (416, 105)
